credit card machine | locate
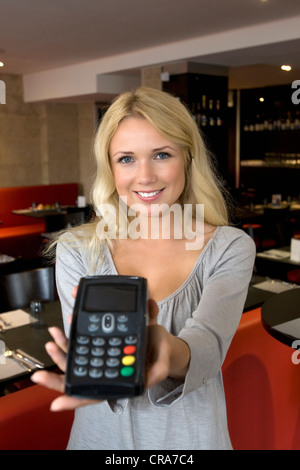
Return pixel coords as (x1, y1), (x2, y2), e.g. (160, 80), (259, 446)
(65, 275), (148, 399)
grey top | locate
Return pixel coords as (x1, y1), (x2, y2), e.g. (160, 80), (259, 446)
(56, 225), (256, 450)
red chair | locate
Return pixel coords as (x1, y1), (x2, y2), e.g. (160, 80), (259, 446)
(222, 308), (300, 450)
(287, 269), (300, 284)
(0, 385), (74, 450)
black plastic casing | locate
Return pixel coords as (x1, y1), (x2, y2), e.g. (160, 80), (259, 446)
(65, 275), (148, 399)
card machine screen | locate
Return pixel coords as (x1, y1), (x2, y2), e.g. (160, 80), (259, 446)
(84, 284), (138, 312)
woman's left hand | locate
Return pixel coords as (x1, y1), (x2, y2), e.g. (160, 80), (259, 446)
(145, 299), (190, 388)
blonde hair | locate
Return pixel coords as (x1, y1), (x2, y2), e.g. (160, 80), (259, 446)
(48, 87), (229, 266)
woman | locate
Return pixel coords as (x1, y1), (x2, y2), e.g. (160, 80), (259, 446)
(32, 87), (255, 450)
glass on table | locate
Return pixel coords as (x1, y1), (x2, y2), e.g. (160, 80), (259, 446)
(30, 299), (46, 329)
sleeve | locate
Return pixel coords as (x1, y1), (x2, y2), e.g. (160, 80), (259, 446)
(148, 230), (256, 407)
(55, 236), (89, 337)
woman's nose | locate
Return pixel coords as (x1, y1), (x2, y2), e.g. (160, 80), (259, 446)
(136, 161), (157, 184)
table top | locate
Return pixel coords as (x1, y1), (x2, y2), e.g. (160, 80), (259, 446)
(0, 301), (63, 385)
(0, 277), (296, 384)
(261, 287), (300, 347)
(256, 247), (300, 266)
(12, 208), (68, 218)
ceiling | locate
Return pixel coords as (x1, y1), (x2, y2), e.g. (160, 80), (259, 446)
(1, 0), (300, 75)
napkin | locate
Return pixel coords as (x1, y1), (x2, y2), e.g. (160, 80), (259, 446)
(253, 280), (297, 293)
(0, 309), (37, 329)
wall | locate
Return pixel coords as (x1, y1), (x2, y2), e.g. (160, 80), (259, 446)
(0, 74), (96, 200)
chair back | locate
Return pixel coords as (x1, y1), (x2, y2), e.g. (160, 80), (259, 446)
(45, 211), (85, 233)
(0, 266), (56, 312)
(262, 207), (292, 247)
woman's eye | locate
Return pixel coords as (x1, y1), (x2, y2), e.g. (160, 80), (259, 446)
(156, 152), (170, 160)
(119, 156), (133, 164)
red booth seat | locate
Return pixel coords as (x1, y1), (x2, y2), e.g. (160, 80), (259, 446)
(223, 307), (300, 450)
(0, 183), (78, 258)
(0, 385), (74, 450)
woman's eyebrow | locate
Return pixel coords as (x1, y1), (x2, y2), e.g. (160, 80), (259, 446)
(111, 145), (177, 158)
(111, 150), (134, 158)
(152, 145), (177, 153)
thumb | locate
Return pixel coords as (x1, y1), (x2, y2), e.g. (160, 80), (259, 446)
(148, 298), (159, 326)
(72, 285), (78, 298)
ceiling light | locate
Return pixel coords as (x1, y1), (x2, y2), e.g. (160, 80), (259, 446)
(0, 62), (4, 67)
(259, 97), (264, 102)
(281, 65), (292, 71)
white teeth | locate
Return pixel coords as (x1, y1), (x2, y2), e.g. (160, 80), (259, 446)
(137, 190), (161, 198)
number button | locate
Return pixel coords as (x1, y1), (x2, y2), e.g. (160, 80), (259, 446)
(106, 357), (120, 367)
(89, 314), (100, 323)
(75, 356), (88, 366)
(125, 335), (137, 345)
(92, 337), (105, 346)
(91, 347), (105, 357)
(90, 357), (104, 367)
(77, 335), (89, 345)
(105, 369), (119, 379)
(73, 366), (88, 377)
(75, 345), (89, 355)
(117, 314), (128, 323)
(88, 323), (99, 333)
(108, 347), (121, 357)
(109, 337), (121, 346)
(89, 368), (103, 379)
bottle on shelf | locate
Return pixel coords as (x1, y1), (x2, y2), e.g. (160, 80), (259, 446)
(215, 99), (223, 126)
(208, 99), (215, 126)
(196, 102), (201, 127)
(200, 95), (207, 127)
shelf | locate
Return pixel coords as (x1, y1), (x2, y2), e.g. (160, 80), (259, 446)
(241, 159), (300, 168)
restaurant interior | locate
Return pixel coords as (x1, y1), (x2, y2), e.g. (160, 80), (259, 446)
(0, 0), (300, 451)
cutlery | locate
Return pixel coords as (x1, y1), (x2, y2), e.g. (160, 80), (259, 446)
(4, 350), (32, 371)
(15, 349), (44, 369)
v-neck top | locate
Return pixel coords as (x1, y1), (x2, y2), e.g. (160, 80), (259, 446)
(55, 225), (255, 450)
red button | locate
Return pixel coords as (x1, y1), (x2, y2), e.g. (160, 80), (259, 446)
(123, 345), (136, 355)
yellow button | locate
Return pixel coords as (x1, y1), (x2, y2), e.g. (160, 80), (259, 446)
(122, 355), (136, 366)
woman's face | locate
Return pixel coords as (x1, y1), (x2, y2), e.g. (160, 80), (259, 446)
(109, 117), (185, 216)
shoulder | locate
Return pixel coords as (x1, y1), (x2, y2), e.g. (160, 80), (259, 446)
(55, 223), (109, 274)
(211, 225), (256, 265)
(215, 225), (256, 248)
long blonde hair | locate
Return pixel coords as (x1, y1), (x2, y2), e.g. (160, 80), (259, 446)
(49, 87), (229, 265)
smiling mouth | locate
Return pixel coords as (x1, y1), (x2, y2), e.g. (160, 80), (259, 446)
(135, 189), (164, 199)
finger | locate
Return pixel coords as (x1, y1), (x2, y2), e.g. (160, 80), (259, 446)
(146, 338), (170, 389)
(31, 370), (65, 394)
(45, 341), (67, 372)
(48, 327), (69, 353)
(50, 395), (101, 412)
(148, 299), (159, 325)
(72, 286), (78, 298)
(146, 354), (169, 389)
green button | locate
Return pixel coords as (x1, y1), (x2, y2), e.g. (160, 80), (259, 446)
(120, 366), (134, 377)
